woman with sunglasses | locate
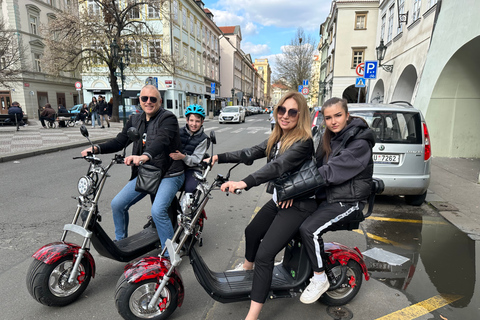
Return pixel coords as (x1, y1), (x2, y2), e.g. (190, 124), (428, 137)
(298, 97), (375, 304)
(207, 92), (317, 320)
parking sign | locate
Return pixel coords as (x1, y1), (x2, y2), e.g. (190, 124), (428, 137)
(364, 61), (378, 79)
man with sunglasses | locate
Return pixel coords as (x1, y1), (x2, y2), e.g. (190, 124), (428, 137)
(81, 85), (184, 255)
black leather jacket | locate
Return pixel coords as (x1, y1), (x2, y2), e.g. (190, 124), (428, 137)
(217, 138), (313, 192)
(97, 108), (184, 180)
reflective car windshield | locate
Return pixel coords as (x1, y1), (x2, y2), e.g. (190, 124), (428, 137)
(223, 107), (239, 113)
(349, 111), (422, 144)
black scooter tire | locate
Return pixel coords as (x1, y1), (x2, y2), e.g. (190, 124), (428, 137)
(26, 255), (92, 306)
(115, 275), (178, 320)
(319, 260), (363, 306)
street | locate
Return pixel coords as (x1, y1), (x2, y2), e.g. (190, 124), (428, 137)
(0, 113), (479, 320)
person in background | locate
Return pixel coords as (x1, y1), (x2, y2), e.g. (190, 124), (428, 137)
(58, 104), (67, 113)
(269, 108), (275, 131)
(40, 103), (56, 128)
(107, 97), (113, 120)
(8, 101), (24, 125)
(169, 104), (209, 197)
(75, 103), (89, 125)
(98, 95), (110, 128)
(89, 96), (101, 128)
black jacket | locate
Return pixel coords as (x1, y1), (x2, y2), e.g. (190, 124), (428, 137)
(317, 118), (375, 203)
(96, 108), (184, 180)
(218, 138), (313, 192)
(98, 100), (108, 115)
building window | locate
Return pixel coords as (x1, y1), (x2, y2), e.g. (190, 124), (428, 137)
(197, 53), (201, 73)
(352, 48), (364, 68)
(148, 5), (160, 18)
(87, 0), (100, 14)
(355, 12), (367, 29)
(429, 0), (438, 7)
(174, 40), (179, 59)
(397, 0), (405, 34)
(190, 16), (194, 34)
(182, 8), (187, 29)
(202, 26), (205, 43)
(149, 39), (161, 61)
(387, 4), (395, 42)
(129, 41), (141, 64)
(34, 53), (42, 72)
(413, 0), (421, 21)
(173, 0), (178, 22)
(190, 50), (195, 70)
(183, 44), (188, 66)
(129, 5), (140, 19)
(29, 15), (38, 35)
(197, 21), (201, 38)
(380, 14), (386, 40)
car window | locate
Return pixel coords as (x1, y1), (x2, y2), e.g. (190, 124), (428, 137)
(350, 111), (422, 144)
(223, 107), (239, 112)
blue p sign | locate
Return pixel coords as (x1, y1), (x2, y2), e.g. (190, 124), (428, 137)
(364, 61), (378, 79)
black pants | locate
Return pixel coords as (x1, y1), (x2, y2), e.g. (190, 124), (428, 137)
(299, 201), (363, 272)
(246, 198), (317, 303)
(184, 169), (200, 193)
(40, 116), (55, 127)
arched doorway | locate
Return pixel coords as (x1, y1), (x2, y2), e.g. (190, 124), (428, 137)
(370, 79), (385, 103)
(426, 36), (480, 157)
(342, 85), (365, 103)
(391, 65), (417, 103)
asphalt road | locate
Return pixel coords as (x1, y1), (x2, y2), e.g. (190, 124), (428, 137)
(1, 114), (478, 320)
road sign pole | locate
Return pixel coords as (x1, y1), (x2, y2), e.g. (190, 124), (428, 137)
(357, 87), (361, 103)
(366, 79), (371, 103)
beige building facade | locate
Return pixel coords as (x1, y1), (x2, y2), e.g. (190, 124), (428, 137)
(0, 0), (81, 119)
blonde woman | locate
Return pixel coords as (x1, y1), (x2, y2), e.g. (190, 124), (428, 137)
(208, 92), (317, 320)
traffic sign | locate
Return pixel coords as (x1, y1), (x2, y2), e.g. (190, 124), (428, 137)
(298, 85), (303, 92)
(355, 77), (366, 88)
(74, 82), (82, 89)
(302, 87), (309, 95)
(364, 61), (378, 79)
(303, 80), (309, 86)
(355, 63), (365, 77)
(211, 82), (215, 94)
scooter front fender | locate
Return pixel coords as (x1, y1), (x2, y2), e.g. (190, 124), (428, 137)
(32, 242), (96, 278)
(124, 256), (185, 307)
(324, 242), (369, 281)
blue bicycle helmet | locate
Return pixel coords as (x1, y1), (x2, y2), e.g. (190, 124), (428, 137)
(185, 104), (206, 119)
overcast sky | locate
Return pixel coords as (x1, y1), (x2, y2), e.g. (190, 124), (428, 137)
(202, 0), (333, 66)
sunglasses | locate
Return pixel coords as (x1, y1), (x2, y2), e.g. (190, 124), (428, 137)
(140, 96), (158, 103)
(277, 105), (299, 118)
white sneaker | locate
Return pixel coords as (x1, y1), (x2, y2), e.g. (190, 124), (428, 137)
(226, 262), (253, 272)
(300, 277), (330, 304)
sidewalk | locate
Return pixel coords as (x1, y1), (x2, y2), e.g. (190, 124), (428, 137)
(1, 119), (479, 240)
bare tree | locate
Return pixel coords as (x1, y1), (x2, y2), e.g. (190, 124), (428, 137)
(0, 19), (28, 88)
(275, 28), (317, 91)
(41, 0), (173, 121)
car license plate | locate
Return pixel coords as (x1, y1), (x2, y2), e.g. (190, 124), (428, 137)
(373, 154), (400, 164)
(224, 117), (232, 120)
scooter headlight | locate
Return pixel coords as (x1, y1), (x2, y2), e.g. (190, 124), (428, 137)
(77, 176), (93, 196)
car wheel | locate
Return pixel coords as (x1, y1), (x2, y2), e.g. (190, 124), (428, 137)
(405, 191), (427, 206)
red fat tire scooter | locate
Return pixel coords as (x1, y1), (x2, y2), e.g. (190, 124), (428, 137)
(114, 150), (384, 320)
(26, 126), (183, 307)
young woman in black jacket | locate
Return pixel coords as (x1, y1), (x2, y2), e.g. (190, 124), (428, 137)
(208, 92), (317, 320)
(298, 97), (375, 304)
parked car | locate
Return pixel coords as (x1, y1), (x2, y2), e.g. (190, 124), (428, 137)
(119, 105), (143, 119)
(69, 104), (83, 114)
(311, 102), (431, 206)
(218, 105), (246, 123)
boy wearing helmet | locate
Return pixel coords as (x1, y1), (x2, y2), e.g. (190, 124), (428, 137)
(169, 104), (209, 194)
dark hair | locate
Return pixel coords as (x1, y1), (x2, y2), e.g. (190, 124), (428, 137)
(320, 97), (349, 159)
(44, 103), (52, 109)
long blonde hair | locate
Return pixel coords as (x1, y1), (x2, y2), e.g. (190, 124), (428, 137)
(266, 92), (312, 158)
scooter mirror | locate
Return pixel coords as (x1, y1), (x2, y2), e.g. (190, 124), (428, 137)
(209, 131), (216, 144)
(80, 125), (89, 138)
(240, 149), (254, 166)
(127, 127), (141, 142)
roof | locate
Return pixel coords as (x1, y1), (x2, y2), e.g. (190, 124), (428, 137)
(219, 26), (236, 34)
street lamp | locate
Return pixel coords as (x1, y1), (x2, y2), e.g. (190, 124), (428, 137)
(111, 39), (131, 125)
(376, 40), (393, 73)
(231, 88), (235, 105)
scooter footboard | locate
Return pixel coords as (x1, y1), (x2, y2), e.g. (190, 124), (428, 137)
(325, 242), (369, 281)
(123, 256), (185, 307)
(32, 242), (96, 278)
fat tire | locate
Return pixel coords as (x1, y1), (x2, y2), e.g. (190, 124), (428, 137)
(320, 260), (363, 306)
(115, 274), (178, 320)
(405, 191), (427, 206)
(26, 255), (92, 306)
